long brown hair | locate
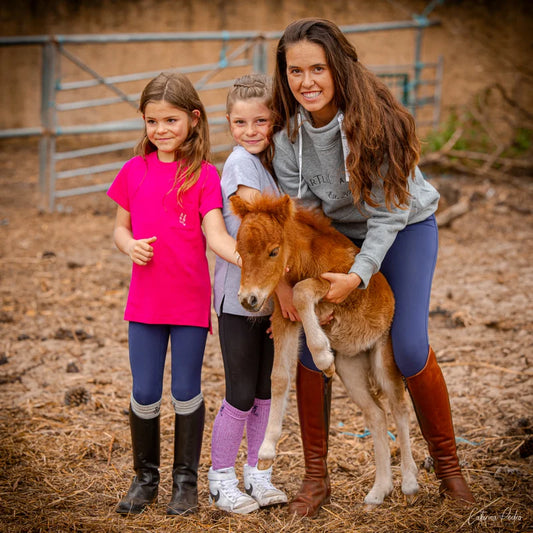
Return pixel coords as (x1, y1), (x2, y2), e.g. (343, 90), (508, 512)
(135, 72), (210, 203)
(271, 18), (420, 210)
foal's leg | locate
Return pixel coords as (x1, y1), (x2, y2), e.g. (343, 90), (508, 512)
(372, 338), (419, 500)
(257, 315), (301, 470)
(292, 278), (335, 377)
(335, 353), (393, 506)
(388, 388), (419, 500)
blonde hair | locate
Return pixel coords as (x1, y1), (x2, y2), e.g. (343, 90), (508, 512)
(135, 72), (210, 203)
(226, 73), (272, 114)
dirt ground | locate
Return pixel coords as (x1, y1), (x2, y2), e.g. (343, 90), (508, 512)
(0, 138), (532, 532)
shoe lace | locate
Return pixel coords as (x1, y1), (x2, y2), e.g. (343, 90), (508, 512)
(220, 477), (245, 503)
(248, 470), (276, 495)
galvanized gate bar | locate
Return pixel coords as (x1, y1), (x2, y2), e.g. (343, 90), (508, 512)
(58, 59), (250, 91)
(58, 45), (137, 109)
(54, 141), (137, 160)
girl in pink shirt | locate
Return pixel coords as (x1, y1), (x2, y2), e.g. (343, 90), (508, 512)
(108, 72), (239, 517)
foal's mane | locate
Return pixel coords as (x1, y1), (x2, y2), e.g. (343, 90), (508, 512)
(293, 202), (339, 237)
(246, 194), (339, 238)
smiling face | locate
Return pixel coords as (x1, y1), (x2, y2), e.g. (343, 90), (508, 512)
(227, 98), (272, 155)
(285, 40), (337, 127)
(143, 100), (199, 162)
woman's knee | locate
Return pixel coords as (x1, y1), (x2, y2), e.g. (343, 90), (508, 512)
(392, 338), (429, 378)
(298, 341), (320, 371)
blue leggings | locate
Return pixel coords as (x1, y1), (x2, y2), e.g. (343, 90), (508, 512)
(299, 214), (438, 378)
(128, 322), (208, 405)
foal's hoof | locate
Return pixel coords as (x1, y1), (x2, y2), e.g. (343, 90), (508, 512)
(363, 502), (380, 512)
(323, 363), (335, 378)
(257, 458), (273, 470)
(405, 493), (418, 505)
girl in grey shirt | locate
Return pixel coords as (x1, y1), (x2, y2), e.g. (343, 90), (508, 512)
(208, 75), (287, 514)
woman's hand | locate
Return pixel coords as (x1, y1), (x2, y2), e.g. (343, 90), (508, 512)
(274, 275), (301, 322)
(321, 272), (361, 304)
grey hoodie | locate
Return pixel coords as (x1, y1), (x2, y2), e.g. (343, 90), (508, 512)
(272, 108), (440, 288)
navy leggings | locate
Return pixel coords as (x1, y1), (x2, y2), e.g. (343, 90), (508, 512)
(128, 322), (208, 405)
(299, 214), (438, 378)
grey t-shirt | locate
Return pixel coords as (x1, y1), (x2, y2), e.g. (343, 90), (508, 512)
(213, 145), (280, 316)
(272, 108), (440, 288)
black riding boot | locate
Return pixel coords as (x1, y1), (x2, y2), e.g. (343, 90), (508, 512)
(116, 408), (160, 514)
(167, 401), (205, 515)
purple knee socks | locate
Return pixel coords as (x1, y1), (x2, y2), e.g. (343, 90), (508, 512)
(246, 398), (271, 468)
(211, 399), (250, 470)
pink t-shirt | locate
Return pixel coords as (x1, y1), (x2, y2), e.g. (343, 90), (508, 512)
(107, 151), (223, 327)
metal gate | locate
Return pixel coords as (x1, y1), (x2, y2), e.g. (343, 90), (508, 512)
(0, 17), (442, 211)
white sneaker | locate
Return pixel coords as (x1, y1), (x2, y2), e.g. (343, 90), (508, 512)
(208, 467), (259, 514)
(243, 464), (288, 507)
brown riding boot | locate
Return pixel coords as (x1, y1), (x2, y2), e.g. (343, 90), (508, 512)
(406, 347), (475, 504)
(289, 361), (332, 518)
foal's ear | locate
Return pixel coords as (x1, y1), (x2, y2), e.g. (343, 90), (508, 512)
(230, 194), (250, 219)
(273, 194), (295, 224)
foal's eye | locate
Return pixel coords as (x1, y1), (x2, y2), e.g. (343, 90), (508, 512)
(269, 247), (279, 258)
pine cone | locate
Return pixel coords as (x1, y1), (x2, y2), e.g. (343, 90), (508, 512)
(517, 417), (532, 435)
(66, 362), (80, 373)
(519, 436), (533, 458)
(64, 386), (91, 406)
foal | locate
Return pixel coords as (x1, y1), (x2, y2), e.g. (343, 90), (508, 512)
(231, 193), (419, 506)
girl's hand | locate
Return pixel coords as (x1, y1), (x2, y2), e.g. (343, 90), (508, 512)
(321, 272), (361, 304)
(113, 206), (157, 266)
(128, 236), (157, 265)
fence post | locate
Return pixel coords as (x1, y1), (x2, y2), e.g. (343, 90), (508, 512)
(411, 23), (424, 121)
(40, 39), (57, 211)
(252, 36), (267, 74)
(432, 55), (444, 129)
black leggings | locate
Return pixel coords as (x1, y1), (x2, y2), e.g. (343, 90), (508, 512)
(217, 312), (274, 411)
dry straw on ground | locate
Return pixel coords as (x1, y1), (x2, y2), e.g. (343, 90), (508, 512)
(0, 141), (532, 532)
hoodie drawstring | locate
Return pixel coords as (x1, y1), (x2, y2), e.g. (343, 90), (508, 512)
(338, 113), (350, 182)
(297, 112), (303, 199)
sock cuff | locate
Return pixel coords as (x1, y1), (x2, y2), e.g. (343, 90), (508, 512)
(130, 394), (161, 419)
(253, 398), (271, 408)
(171, 392), (204, 415)
(222, 398), (251, 420)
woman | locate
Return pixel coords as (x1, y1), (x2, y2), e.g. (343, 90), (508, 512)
(269, 18), (475, 517)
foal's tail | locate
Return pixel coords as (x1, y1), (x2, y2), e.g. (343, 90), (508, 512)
(370, 335), (403, 399)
